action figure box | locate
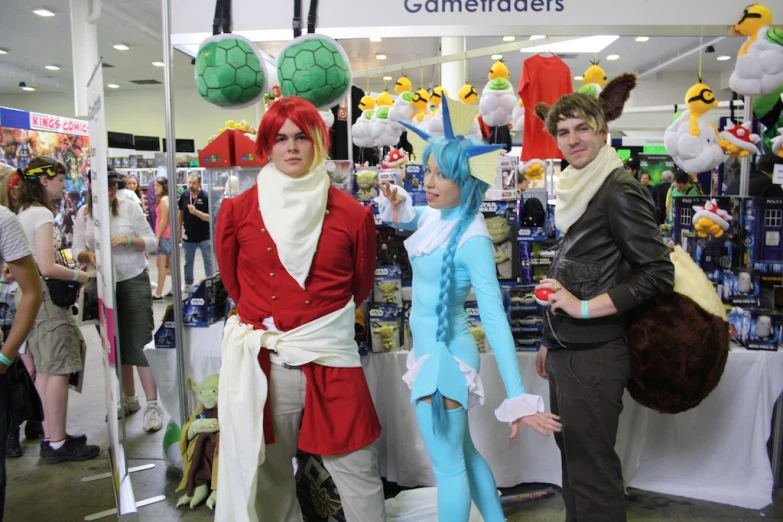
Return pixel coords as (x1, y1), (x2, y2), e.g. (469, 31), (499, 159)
(369, 305), (402, 353)
(721, 269), (761, 306)
(518, 241), (551, 286)
(464, 301), (489, 353)
(731, 307), (782, 350)
(404, 163), (427, 207)
(373, 265), (403, 307)
(402, 300), (412, 350)
(154, 305), (177, 348)
(326, 160), (353, 196)
(485, 155), (518, 201)
(183, 274), (225, 327)
(742, 198), (783, 280)
(378, 168), (403, 188)
(375, 228), (412, 284)
(518, 190), (548, 241)
(673, 196), (744, 272)
(480, 201), (519, 282)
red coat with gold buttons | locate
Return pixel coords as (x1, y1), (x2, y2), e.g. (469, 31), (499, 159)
(215, 184), (381, 455)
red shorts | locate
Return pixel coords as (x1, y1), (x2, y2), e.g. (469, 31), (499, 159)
(258, 350), (381, 456)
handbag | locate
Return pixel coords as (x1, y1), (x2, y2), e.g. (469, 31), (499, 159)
(44, 277), (80, 309)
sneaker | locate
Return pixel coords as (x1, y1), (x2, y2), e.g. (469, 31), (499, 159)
(165, 291), (174, 298)
(24, 419), (44, 440)
(143, 403), (164, 433)
(40, 437), (100, 463)
(39, 434), (88, 459)
(152, 295), (163, 301)
(6, 427), (22, 458)
(117, 395), (141, 418)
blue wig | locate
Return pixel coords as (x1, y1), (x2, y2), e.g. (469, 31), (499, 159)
(422, 137), (489, 436)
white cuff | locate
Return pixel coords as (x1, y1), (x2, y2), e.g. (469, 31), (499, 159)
(374, 186), (417, 225)
(494, 394), (545, 425)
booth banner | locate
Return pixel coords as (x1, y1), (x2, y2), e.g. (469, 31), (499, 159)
(639, 154), (675, 187)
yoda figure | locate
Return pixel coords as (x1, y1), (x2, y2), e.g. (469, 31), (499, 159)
(355, 170), (379, 202)
(485, 216), (513, 279)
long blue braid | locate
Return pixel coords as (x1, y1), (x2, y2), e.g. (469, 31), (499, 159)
(423, 138), (489, 436)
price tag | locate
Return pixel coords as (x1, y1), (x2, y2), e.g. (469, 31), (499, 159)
(774, 164), (783, 185)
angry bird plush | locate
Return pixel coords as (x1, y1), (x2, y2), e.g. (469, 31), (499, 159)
(479, 77), (518, 127)
(773, 128), (783, 157)
(395, 75), (412, 96)
(577, 60), (608, 97)
(359, 95), (376, 111)
(430, 86), (448, 107)
(729, 4), (783, 97)
(376, 90), (394, 107)
(692, 199), (733, 238)
(718, 121), (761, 157)
(413, 89), (430, 112)
(458, 83), (480, 105)
(664, 110), (725, 173)
(488, 60), (510, 81)
(684, 81), (718, 136)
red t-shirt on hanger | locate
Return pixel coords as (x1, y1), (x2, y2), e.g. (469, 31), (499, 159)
(518, 54), (573, 161)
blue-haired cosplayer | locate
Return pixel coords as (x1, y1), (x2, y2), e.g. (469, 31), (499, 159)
(376, 97), (561, 522)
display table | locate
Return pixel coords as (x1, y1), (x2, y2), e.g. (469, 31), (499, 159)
(143, 326), (783, 510)
(363, 349), (783, 510)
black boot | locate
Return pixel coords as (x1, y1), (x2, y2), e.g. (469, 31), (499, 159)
(6, 427), (22, 458)
(24, 420), (44, 440)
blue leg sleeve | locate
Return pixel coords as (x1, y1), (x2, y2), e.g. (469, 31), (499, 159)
(415, 401), (472, 522)
(463, 426), (505, 522)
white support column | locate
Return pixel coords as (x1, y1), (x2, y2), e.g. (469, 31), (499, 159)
(70, 0), (100, 117)
(440, 37), (465, 98)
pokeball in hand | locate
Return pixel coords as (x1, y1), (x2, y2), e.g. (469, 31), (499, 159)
(535, 288), (554, 307)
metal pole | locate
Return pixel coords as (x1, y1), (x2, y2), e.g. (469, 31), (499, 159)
(346, 89), (353, 164)
(738, 95), (753, 197)
(161, 0), (188, 426)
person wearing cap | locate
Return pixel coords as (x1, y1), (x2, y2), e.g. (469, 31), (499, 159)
(623, 156), (640, 180)
(14, 156), (100, 463)
(72, 169), (164, 432)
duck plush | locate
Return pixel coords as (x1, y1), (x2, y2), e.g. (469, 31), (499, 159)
(479, 61), (518, 128)
(684, 81), (718, 136)
(718, 121), (762, 157)
(729, 4), (783, 97)
(577, 60), (608, 97)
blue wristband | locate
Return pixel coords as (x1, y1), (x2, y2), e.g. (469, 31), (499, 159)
(581, 300), (590, 320)
(0, 353), (12, 366)
(72, 269), (79, 281)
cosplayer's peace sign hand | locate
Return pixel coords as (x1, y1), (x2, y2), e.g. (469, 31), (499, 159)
(378, 182), (403, 225)
(511, 411), (562, 438)
(537, 279), (580, 318)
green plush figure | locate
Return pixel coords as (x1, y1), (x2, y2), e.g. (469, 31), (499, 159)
(176, 374), (220, 510)
(195, 34), (269, 109)
(485, 216), (512, 279)
(355, 170), (378, 201)
(470, 326), (487, 352)
(372, 323), (398, 351)
(377, 281), (399, 303)
(277, 34), (352, 110)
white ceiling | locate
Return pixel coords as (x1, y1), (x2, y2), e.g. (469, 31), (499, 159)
(0, 0), (744, 97)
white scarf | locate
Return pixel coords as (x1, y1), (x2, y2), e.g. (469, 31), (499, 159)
(257, 163), (329, 289)
(403, 208), (490, 258)
(554, 145), (623, 233)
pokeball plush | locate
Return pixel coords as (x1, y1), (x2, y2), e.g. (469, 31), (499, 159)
(535, 288), (554, 306)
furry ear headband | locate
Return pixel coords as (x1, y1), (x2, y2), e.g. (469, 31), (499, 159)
(534, 72), (637, 125)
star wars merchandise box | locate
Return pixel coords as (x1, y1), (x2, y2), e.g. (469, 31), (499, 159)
(485, 155), (518, 201)
(354, 167), (380, 204)
(369, 305), (402, 352)
(326, 160), (353, 196)
(481, 201), (519, 282)
(373, 265), (403, 307)
(183, 274), (225, 327)
(518, 190), (548, 241)
(519, 241), (553, 286)
(721, 269), (761, 306)
(742, 198), (783, 284)
(376, 228), (412, 284)
(505, 286), (543, 351)
(402, 300), (413, 350)
(464, 301), (489, 353)
(730, 307), (782, 351)
(672, 196), (744, 274)
(378, 168), (403, 188)
(404, 163), (427, 207)
(154, 306), (177, 348)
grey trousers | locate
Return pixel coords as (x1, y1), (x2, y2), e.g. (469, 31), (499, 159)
(545, 338), (631, 522)
(254, 363), (387, 522)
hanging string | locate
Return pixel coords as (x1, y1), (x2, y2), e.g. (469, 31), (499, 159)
(698, 35), (704, 81)
(366, 76), (369, 94)
(420, 60), (424, 90)
(384, 68), (388, 91)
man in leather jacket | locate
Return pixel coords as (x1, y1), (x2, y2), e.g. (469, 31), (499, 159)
(534, 92), (674, 522)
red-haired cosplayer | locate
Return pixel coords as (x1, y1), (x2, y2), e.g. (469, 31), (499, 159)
(214, 97), (386, 522)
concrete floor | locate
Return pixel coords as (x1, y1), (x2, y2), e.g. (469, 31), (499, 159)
(6, 250), (783, 521)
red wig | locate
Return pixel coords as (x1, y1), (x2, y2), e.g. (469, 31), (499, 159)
(254, 96), (331, 167)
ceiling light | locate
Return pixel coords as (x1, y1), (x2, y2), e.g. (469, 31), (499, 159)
(0, 49), (7, 55)
(369, 37), (382, 43)
(376, 54), (387, 60)
(503, 36), (515, 42)
(152, 61), (165, 67)
(717, 55), (732, 61)
(606, 54), (620, 61)
(44, 65), (59, 71)
(574, 76), (584, 81)
(19, 82), (35, 92)
(491, 54), (503, 60)
(635, 37), (650, 42)
(32, 8), (55, 17)
(383, 76), (393, 81)
(529, 35), (546, 41)
(107, 83), (120, 89)
(522, 35), (620, 55)
(113, 44), (130, 51)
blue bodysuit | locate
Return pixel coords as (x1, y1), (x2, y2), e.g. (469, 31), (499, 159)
(378, 189), (542, 522)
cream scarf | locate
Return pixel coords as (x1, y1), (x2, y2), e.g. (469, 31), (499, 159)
(554, 145), (623, 233)
(257, 163), (329, 289)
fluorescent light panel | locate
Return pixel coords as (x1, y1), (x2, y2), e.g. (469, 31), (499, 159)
(491, 54), (503, 60)
(717, 55), (732, 61)
(635, 37), (650, 42)
(574, 76), (584, 80)
(522, 35), (619, 54)
(369, 37), (382, 43)
(22, 86), (35, 91)
(606, 54), (620, 60)
(44, 65), (59, 71)
(383, 76), (392, 80)
(529, 35), (546, 41)
(113, 44), (130, 51)
(152, 61), (165, 67)
(503, 36), (515, 42)
(107, 83), (120, 89)
(0, 49), (7, 55)
(33, 8), (55, 16)
(376, 54), (387, 60)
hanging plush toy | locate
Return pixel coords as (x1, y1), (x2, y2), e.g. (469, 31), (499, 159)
(381, 149), (408, 169)
(320, 110), (335, 128)
(729, 4), (783, 97)
(395, 75), (412, 96)
(359, 95), (376, 111)
(479, 60), (518, 127)
(488, 60), (510, 81)
(511, 100), (525, 135)
(412, 89), (430, 113)
(577, 60), (608, 97)
(277, 34), (352, 110)
(718, 121), (762, 157)
(692, 199), (733, 238)
(370, 106), (403, 147)
(389, 92), (417, 130)
(352, 110), (375, 148)
(430, 86), (448, 108)
(664, 81), (724, 173)
(520, 159), (545, 188)
(684, 81), (718, 136)
(773, 128), (783, 157)
(376, 90), (394, 107)
(458, 83), (480, 105)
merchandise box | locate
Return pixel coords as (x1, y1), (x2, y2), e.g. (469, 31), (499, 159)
(481, 201), (519, 282)
(464, 301), (490, 353)
(154, 306), (176, 348)
(518, 190), (548, 241)
(233, 130), (265, 167)
(355, 302), (370, 356)
(503, 284), (539, 313)
(183, 274), (225, 327)
(378, 168), (403, 188)
(742, 198), (783, 277)
(673, 196), (744, 272)
(518, 241), (552, 286)
(354, 167), (380, 203)
(731, 307), (782, 351)
(402, 301), (412, 350)
(485, 155), (518, 201)
(369, 305), (402, 352)
(198, 129), (235, 167)
(373, 265), (403, 307)
(404, 164), (427, 207)
(721, 269), (761, 306)
(326, 160), (354, 196)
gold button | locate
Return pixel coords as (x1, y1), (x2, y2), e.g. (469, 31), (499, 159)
(305, 300), (311, 305)
(267, 247), (273, 252)
(269, 272), (275, 277)
(261, 228), (266, 233)
(325, 209), (330, 215)
(271, 296), (277, 300)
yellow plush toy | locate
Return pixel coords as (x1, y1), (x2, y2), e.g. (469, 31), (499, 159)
(394, 75), (412, 96)
(430, 86), (448, 107)
(488, 60), (509, 81)
(577, 60), (608, 97)
(458, 83), (479, 105)
(359, 95), (376, 111)
(413, 88), (430, 112)
(733, 4), (773, 56)
(684, 81), (718, 136)
(376, 90), (394, 107)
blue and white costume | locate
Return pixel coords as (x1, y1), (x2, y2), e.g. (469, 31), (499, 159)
(376, 96), (544, 522)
